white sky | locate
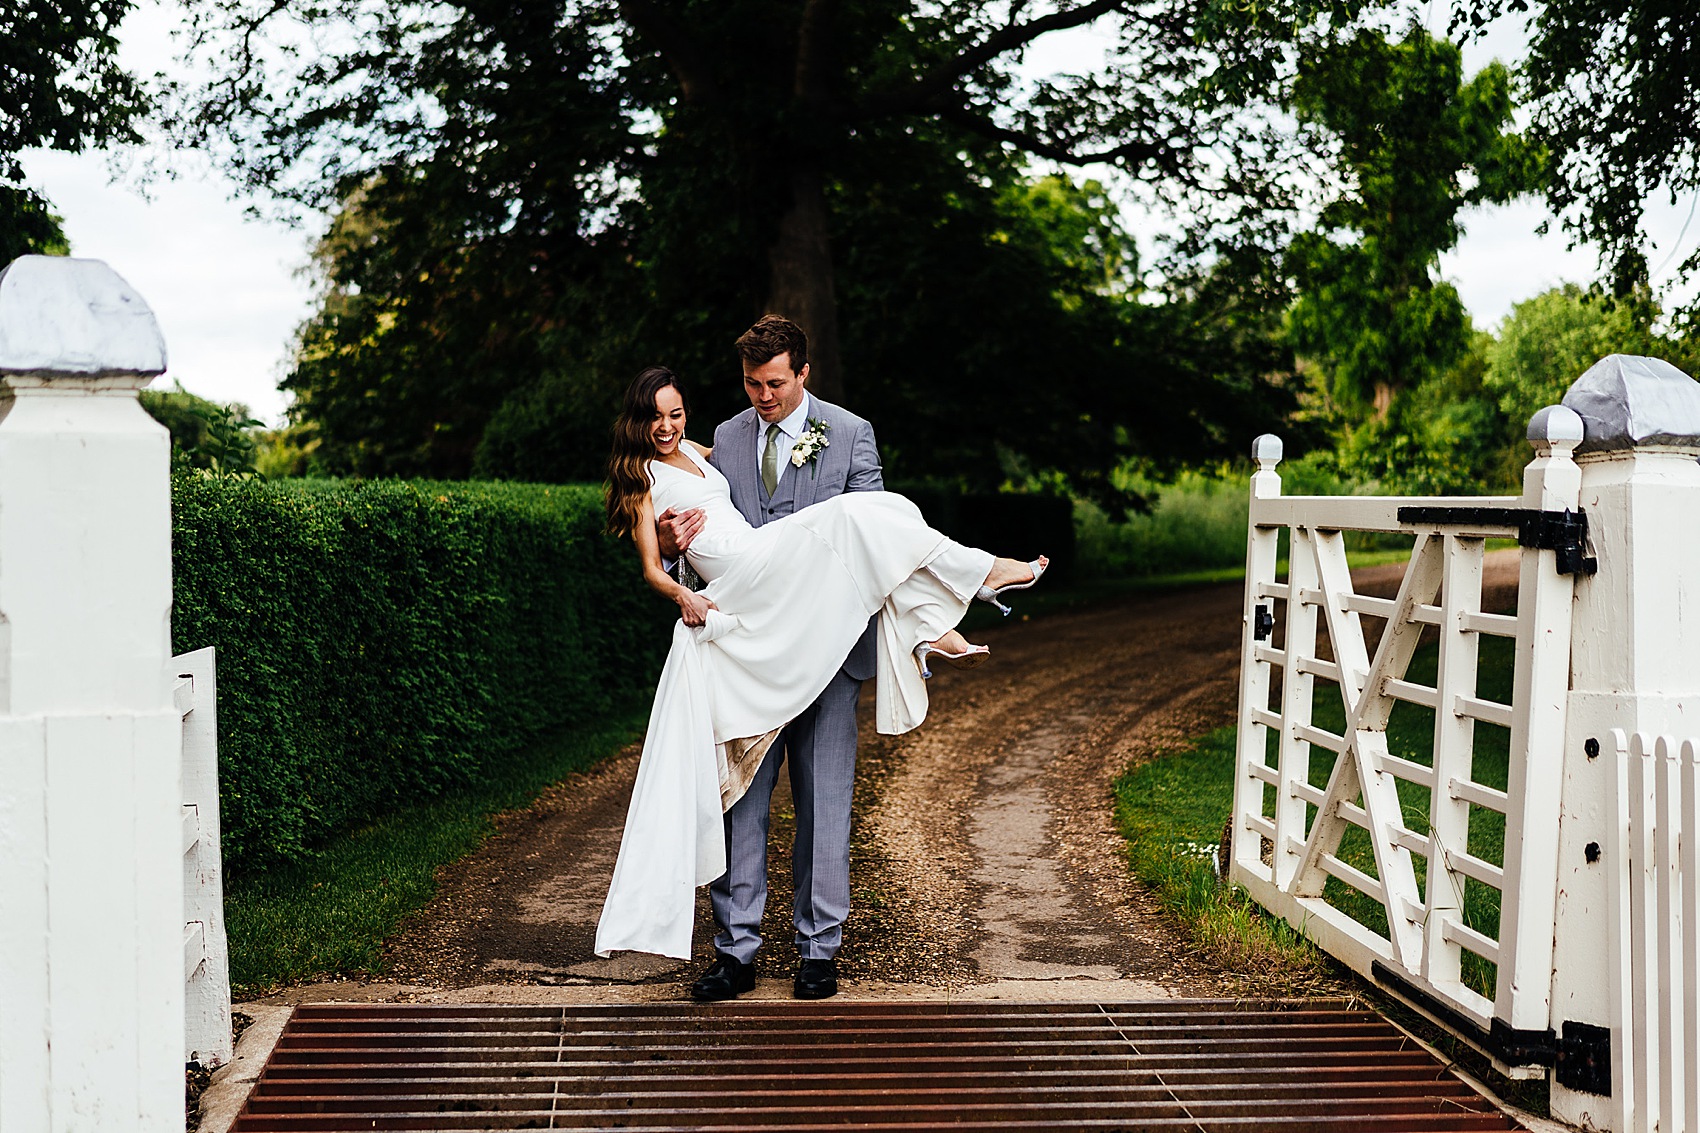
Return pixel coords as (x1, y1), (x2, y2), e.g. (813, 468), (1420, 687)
(17, 1), (1700, 427)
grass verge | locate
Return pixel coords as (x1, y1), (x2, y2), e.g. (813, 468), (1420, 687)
(1112, 726), (1340, 993)
(224, 706), (649, 998)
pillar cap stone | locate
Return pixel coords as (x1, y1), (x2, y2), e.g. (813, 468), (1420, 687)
(0, 255), (167, 380)
(1562, 353), (1700, 453)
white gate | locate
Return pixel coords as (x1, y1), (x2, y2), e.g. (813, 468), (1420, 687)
(1230, 354), (1700, 1129)
(177, 646), (232, 1068)
(1230, 408), (1585, 1076)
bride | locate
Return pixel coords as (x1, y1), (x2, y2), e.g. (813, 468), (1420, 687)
(593, 366), (1045, 960)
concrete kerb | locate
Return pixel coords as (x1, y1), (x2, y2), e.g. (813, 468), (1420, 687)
(196, 1006), (292, 1133)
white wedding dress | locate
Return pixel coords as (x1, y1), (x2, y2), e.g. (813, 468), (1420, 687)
(593, 442), (994, 959)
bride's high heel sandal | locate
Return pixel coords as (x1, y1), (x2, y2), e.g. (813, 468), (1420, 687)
(914, 639), (990, 680)
(976, 555), (1049, 617)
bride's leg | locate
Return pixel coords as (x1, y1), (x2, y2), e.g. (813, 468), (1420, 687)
(981, 555), (1047, 592)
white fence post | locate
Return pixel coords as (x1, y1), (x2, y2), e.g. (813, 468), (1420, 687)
(1493, 404), (1583, 1039)
(176, 646), (232, 1067)
(0, 256), (183, 1129)
(1549, 355), (1700, 1129)
(1231, 435), (1285, 880)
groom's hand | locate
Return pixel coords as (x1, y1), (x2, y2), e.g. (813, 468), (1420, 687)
(656, 506), (705, 559)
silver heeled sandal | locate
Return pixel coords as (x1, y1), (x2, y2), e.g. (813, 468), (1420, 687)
(914, 639), (990, 679)
(975, 555), (1049, 616)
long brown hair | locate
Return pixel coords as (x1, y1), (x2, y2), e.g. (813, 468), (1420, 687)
(605, 366), (688, 539)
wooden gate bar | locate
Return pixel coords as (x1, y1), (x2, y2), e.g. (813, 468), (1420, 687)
(228, 1000), (1523, 1131)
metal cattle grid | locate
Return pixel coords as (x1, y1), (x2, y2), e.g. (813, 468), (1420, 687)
(228, 999), (1525, 1131)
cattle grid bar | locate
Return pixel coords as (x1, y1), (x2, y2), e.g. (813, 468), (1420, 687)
(227, 1000), (1523, 1130)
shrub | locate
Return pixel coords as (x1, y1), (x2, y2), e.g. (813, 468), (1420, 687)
(1074, 468), (1249, 579)
(170, 474), (672, 878)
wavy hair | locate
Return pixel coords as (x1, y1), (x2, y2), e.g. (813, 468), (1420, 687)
(605, 366), (688, 539)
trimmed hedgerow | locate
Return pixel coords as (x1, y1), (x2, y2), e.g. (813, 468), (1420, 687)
(170, 474), (671, 879)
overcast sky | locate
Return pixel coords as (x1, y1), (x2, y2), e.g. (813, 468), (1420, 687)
(17, 1), (1695, 427)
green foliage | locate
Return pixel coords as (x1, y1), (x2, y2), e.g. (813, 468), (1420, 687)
(1074, 469), (1251, 580)
(173, 0), (1360, 509)
(225, 710), (646, 993)
(1456, 0), (1700, 299)
(140, 384), (264, 475)
(1286, 25), (1542, 416)
(1483, 284), (1694, 430)
(252, 422), (325, 478)
(0, 0), (146, 261)
(169, 474), (672, 876)
(0, 190), (69, 261)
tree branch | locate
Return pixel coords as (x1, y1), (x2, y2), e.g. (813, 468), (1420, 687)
(864, 0), (1129, 116)
(935, 103), (1176, 173)
(617, 0), (723, 106)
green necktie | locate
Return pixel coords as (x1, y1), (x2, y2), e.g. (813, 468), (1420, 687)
(761, 423), (781, 496)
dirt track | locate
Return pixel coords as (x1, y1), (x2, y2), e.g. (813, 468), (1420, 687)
(259, 553), (1518, 1006)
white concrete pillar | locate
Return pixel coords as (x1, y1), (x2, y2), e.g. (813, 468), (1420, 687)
(0, 256), (182, 1130)
(1548, 354), (1700, 1129)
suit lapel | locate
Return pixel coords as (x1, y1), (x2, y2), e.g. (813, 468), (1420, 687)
(740, 413), (764, 516)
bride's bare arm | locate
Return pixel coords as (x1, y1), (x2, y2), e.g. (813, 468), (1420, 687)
(634, 494), (716, 626)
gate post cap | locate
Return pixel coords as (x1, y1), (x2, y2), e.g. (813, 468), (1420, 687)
(1526, 404), (1584, 445)
(1251, 434), (1283, 469)
(1561, 353), (1700, 453)
(0, 255), (167, 380)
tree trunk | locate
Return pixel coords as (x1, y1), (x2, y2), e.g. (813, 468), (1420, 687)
(1372, 380), (1394, 420)
(765, 168), (844, 403)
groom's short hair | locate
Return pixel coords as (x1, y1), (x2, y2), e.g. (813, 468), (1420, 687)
(736, 315), (808, 374)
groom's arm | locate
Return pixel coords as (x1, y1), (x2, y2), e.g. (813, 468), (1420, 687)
(844, 419), (883, 493)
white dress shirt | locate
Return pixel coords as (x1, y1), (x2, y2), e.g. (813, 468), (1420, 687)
(757, 392), (814, 489)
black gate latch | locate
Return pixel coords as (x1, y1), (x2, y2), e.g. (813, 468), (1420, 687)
(1252, 604), (1274, 641)
(1395, 505), (1599, 577)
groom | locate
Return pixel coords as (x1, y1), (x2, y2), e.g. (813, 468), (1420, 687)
(656, 314), (882, 1001)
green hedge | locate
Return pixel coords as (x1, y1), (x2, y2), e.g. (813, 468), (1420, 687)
(170, 475), (672, 878)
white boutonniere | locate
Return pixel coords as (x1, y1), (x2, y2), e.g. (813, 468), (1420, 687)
(790, 418), (831, 476)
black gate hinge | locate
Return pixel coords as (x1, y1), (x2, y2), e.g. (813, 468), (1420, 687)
(1555, 1020), (1612, 1096)
(1394, 505), (1599, 577)
(1520, 508), (1598, 577)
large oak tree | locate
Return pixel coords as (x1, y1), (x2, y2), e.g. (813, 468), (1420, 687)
(174, 0), (1355, 489)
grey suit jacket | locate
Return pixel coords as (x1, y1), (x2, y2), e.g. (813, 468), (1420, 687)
(709, 396), (884, 681)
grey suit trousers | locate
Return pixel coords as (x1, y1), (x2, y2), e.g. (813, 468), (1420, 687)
(710, 664), (861, 962)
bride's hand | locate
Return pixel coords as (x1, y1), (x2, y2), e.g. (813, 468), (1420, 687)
(677, 589), (717, 627)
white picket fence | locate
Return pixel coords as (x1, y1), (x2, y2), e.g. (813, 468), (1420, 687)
(1609, 730), (1700, 1133)
(176, 646), (233, 1068)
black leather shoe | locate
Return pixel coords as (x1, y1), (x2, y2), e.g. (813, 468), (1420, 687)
(794, 957), (838, 1000)
(691, 954), (756, 1002)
